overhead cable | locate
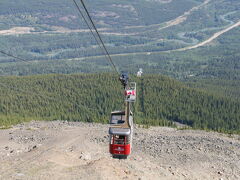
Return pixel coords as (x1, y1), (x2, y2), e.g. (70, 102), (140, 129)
(79, 0), (119, 74)
(73, 0), (119, 75)
(0, 50), (29, 62)
(72, 0), (110, 64)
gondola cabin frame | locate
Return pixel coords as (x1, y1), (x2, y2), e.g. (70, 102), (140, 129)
(109, 111), (133, 158)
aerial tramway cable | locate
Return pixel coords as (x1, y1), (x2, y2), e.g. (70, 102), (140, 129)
(73, 0), (119, 75)
(72, 0), (110, 66)
(0, 50), (29, 62)
(0, 1), (119, 76)
(0, 8), (32, 63)
(73, 0), (131, 88)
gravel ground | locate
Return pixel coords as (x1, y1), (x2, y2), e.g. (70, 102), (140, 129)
(0, 121), (239, 180)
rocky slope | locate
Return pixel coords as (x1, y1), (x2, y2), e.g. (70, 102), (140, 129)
(0, 121), (239, 180)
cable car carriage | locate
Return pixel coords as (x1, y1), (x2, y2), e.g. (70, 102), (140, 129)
(109, 111), (133, 158)
(125, 82), (136, 102)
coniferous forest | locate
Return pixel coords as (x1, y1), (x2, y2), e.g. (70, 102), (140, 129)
(0, 73), (239, 134)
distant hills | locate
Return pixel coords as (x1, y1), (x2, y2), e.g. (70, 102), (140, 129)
(0, 0), (239, 81)
(0, 73), (239, 133)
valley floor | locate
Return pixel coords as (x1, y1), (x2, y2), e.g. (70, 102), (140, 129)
(0, 121), (239, 180)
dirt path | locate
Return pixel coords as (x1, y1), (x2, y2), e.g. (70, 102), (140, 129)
(0, 121), (239, 180)
(0, 27), (35, 36)
(0, 26), (109, 36)
(157, 0), (211, 31)
(74, 18), (240, 59)
(175, 20), (240, 51)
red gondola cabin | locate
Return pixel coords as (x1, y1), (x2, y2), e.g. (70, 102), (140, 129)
(109, 111), (133, 158)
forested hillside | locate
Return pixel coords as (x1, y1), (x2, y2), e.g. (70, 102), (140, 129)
(186, 78), (240, 101)
(0, 74), (239, 133)
(0, 0), (239, 105)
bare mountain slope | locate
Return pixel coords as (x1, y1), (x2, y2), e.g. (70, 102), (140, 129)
(0, 121), (239, 180)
